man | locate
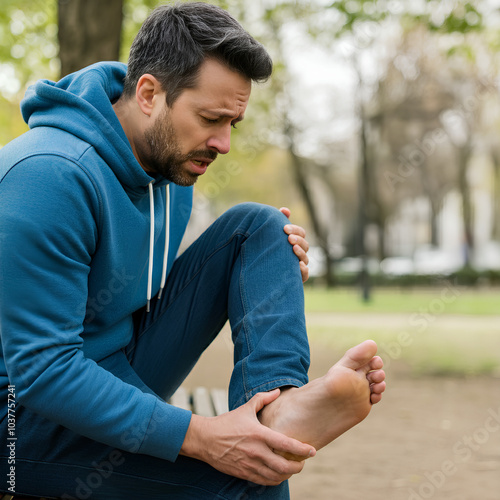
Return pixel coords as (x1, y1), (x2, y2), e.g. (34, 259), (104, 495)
(0, 3), (385, 498)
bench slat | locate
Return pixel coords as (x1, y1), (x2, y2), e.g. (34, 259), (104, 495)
(169, 386), (228, 417)
(210, 388), (229, 415)
(169, 386), (191, 411)
(192, 386), (216, 417)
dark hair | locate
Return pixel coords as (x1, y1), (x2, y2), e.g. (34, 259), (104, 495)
(123, 2), (273, 105)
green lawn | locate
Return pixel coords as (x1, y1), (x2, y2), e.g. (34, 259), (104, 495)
(304, 287), (500, 377)
(304, 286), (499, 315)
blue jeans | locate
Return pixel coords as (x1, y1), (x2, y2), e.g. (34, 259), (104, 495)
(0, 203), (310, 499)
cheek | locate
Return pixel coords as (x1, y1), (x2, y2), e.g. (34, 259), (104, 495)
(178, 123), (208, 151)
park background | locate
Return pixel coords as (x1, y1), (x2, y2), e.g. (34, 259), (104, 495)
(1, 1), (499, 498)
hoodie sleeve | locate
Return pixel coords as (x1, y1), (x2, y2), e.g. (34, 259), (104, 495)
(0, 154), (192, 462)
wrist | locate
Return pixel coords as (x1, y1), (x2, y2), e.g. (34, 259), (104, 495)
(179, 413), (209, 461)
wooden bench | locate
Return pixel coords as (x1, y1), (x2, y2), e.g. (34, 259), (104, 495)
(169, 386), (229, 416)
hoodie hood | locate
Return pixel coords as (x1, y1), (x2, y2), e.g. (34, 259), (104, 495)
(20, 62), (155, 195)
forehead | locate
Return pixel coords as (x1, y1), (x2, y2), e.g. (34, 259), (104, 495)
(174, 58), (252, 115)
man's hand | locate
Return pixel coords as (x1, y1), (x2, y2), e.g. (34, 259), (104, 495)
(279, 207), (310, 283)
(179, 389), (316, 486)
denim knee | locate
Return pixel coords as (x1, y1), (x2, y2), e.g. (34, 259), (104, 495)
(221, 202), (288, 233)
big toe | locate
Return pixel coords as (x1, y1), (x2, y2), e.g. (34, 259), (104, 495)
(340, 340), (378, 370)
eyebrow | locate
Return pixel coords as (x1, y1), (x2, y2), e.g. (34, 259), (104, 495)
(203, 109), (245, 123)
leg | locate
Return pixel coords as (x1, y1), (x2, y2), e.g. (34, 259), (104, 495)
(127, 203), (310, 407)
(0, 203), (303, 499)
(130, 202), (385, 460)
(0, 350), (290, 499)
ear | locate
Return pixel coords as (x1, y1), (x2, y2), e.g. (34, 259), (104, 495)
(135, 74), (163, 117)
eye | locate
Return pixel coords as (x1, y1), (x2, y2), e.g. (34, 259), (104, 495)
(202, 116), (219, 124)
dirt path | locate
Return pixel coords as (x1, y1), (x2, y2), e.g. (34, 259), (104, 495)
(183, 322), (500, 500)
(305, 312), (500, 332)
(289, 376), (500, 500)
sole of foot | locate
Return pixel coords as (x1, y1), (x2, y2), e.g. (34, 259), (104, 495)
(259, 340), (386, 460)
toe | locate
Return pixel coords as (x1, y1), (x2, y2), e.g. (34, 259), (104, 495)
(368, 356), (384, 371)
(370, 381), (386, 395)
(341, 340), (378, 370)
(367, 369), (385, 384)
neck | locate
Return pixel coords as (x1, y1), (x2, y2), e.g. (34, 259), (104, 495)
(113, 96), (144, 170)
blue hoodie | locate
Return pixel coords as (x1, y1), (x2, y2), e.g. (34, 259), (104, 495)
(0, 62), (194, 461)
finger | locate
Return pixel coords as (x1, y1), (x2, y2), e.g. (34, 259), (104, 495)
(279, 207), (291, 219)
(249, 389), (281, 413)
(288, 235), (309, 254)
(292, 243), (309, 265)
(300, 261), (309, 283)
(242, 441), (305, 485)
(243, 468), (284, 487)
(264, 429), (316, 460)
(262, 454), (304, 479)
(284, 224), (306, 238)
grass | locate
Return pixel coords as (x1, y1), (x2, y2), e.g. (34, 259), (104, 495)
(304, 286), (500, 377)
(304, 286), (500, 315)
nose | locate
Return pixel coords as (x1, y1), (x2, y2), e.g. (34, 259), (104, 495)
(207, 126), (231, 155)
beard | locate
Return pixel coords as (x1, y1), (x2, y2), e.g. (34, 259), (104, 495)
(141, 107), (217, 187)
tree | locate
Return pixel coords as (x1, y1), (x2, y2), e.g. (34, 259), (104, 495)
(58, 0), (124, 77)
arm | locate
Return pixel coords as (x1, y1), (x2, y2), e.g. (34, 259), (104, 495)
(180, 389), (316, 485)
(0, 157), (190, 461)
(280, 207), (310, 283)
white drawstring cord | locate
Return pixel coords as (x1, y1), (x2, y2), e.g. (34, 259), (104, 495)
(146, 181), (155, 312)
(158, 184), (170, 300)
(146, 182), (171, 311)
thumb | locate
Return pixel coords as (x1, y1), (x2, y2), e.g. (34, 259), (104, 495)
(250, 388), (281, 413)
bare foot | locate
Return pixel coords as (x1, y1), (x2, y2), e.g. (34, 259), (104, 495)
(258, 340), (386, 460)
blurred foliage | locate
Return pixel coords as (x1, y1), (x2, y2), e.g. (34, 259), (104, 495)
(326, 0), (484, 34)
(1, 0), (500, 276)
(0, 0), (164, 145)
(0, 0), (58, 96)
(311, 268), (500, 289)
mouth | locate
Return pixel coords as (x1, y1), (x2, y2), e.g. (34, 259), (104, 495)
(189, 151), (217, 175)
(188, 156), (215, 175)
(192, 159), (209, 168)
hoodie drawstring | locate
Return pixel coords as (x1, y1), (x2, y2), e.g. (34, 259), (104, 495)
(146, 182), (170, 312)
(158, 184), (170, 300)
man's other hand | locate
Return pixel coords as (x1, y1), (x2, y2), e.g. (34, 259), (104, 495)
(280, 207), (309, 283)
(179, 389), (316, 486)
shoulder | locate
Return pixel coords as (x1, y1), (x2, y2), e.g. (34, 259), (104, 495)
(0, 129), (103, 226)
(1, 127), (91, 172)
(0, 127), (103, 202)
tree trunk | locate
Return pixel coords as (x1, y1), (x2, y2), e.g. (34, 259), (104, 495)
(287, 137), (335, 286)
(492, 152), (500, 241)
(264, 15), (338, 286)
(458, 142), (474, 266)
(58, 0), (124, 77)
(377, 218), (386, 261)
(354, 56), (371, 302)
(429, 197), (440, 247)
